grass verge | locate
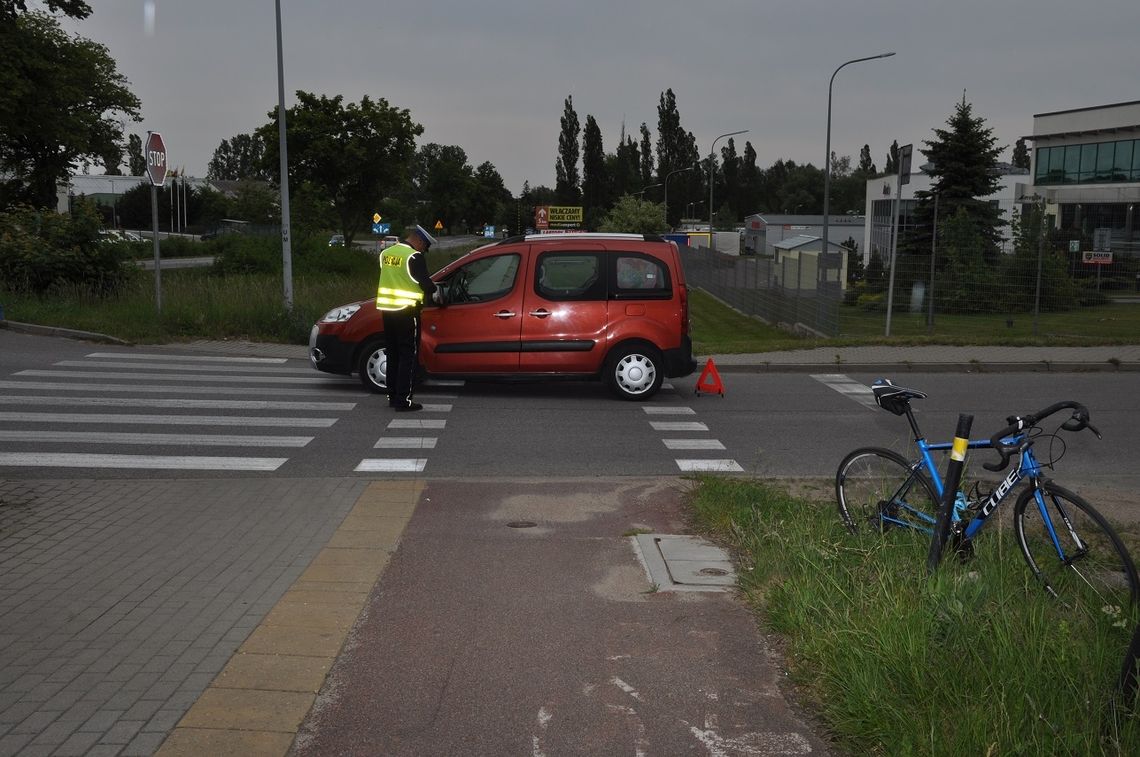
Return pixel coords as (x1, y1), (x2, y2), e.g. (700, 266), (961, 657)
(687, 476), (1140, 754)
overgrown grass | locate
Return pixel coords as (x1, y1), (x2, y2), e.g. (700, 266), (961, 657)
(688, 476), (1140, 755)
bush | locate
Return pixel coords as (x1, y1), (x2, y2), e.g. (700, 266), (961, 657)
(210, 233), (379, 279)
(0, 203), (134, 295)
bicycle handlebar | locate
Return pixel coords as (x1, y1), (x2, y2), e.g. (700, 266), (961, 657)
(983, 400), (1100, 472)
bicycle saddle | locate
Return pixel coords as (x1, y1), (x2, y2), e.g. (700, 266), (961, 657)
(871, 378), (926, 415)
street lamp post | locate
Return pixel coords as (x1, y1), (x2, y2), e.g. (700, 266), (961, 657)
(275, 0), (294, 311)
(664, 164), (698, 228)
(821, 52), (895, 282)
(636, 182), (663, 198)
(709, 130), (748, 248)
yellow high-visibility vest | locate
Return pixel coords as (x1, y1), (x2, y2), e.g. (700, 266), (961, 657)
(376, 242), (425, 311)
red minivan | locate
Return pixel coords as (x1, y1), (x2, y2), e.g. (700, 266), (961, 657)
(308, 233), (696, 400)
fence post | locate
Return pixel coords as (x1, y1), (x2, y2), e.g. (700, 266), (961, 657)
(927, 413), (972, 574)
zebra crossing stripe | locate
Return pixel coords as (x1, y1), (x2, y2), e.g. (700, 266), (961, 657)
(354, 459), (427, 472)
(0, 396), (355, 411)
(676, 459), (744, 472)
(663, 439), (725, 450)
(17, 370), (342, 384)
(0, 453), (287, 471)
(86, 352), (287, 364)
(387, 419), (446, 430)
(0, 431), (312, 447)
(374, 438), (437, 449)
(419, 404), (453, 412)
(57, 360), (314, 374)
(0, 381), (341, 396)
(0, 412), (336, 428)
(810, 374), (877, 408)
(649, 421), (708, 432)
(642, 406), (696, 415)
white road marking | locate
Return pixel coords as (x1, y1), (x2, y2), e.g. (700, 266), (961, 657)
(86, 352), (287, 363)
(676, 459), (744, 472)
(811, 373), (877, 408)
(354, 459), (427, 472)
(663, 439), (726, 450)
(642, 406), (696, 415)
(0, 431), (311, 447)
(0, 381), (342, 396)
(610, 676), (644, 702)
(0, 453), (286, 471)
(420, 403), (452, 412)
(374, 437), (437, 449)
(16, 370), (344, 384)
(0, 395), (354, 411)
(387, 419), (446, 430)
(649, 421), (708, 432)
(57, 360), (314, 374)
(0, 412), (336, 428)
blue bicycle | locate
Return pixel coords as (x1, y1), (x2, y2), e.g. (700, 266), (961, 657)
(835, 379), (1139, 609)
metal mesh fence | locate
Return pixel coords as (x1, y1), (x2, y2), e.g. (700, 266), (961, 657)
(680, 236), (1140, 340)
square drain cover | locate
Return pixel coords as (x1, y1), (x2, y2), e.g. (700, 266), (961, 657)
(632, 534), (736, 593)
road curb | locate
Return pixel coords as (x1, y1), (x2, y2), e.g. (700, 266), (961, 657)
(707, 361), (1138, 374)
(0, 319), (132, 345)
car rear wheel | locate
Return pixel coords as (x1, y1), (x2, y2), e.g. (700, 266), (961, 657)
(605, 342), (663, 401)
(356, 339), (387, 393)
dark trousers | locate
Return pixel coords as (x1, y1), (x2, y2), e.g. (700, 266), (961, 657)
(383, 307), (420, 406)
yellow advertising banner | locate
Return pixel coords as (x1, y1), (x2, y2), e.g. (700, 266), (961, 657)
(547, 206), (583, 224)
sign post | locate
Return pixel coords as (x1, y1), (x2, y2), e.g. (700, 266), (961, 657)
(145, 132), (167, 312)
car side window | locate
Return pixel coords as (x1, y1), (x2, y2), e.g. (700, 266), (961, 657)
(445, 253), (520, 303)
(612, 253), (671, 300)
(535, 253), (605, 301)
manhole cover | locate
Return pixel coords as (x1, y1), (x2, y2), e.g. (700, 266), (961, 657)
(507, 521), (537, 529)
(698, 567), (729, 577)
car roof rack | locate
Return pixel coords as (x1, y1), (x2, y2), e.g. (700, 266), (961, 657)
(493, 232), (666, 246)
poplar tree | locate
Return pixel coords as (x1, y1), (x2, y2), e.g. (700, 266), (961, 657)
(555, 95), (580, 203)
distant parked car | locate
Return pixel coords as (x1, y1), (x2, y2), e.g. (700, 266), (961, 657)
(379, 235), (400, 251)
(328, 234), (345, 247)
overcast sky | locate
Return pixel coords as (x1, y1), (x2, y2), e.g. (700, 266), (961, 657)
(62, 0), (1138, 194)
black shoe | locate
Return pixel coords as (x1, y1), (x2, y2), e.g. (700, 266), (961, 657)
(394, 401), (423, 412)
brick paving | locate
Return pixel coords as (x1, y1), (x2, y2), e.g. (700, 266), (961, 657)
(0, 478), (367, 756)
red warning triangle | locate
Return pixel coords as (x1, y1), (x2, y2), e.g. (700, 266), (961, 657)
(694, 358), (724, 397)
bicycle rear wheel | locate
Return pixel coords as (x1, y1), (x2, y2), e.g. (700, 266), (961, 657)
(1014, 483), (1140, 611)
(835, 447), (940, 535)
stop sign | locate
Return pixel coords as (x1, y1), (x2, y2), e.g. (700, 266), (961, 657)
(145, 132), (167, 187)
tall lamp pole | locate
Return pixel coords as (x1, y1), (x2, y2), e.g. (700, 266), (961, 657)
(822, 52), (895, 271)
(708, 130), (748, 248)
(275, 0), (294, 311)
(664, 164), (698, 228)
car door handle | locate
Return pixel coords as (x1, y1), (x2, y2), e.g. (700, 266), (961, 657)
(528, 309), (551, 318)
(493, 310), (516, 319)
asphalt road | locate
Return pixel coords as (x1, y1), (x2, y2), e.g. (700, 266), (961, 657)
(2, 329), (1138, 496)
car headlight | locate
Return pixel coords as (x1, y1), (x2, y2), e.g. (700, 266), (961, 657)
(319, 303), (361, 323)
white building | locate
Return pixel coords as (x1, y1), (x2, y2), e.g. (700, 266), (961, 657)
(862, 164), (1029, 265)
(1026, 100), (1140, 255)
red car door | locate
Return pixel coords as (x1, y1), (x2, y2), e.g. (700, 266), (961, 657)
(420, 247), (526, 374)
(519, 245), (609, 374)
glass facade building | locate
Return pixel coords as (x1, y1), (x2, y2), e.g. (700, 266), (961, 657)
(1035, 138), (1140, 185)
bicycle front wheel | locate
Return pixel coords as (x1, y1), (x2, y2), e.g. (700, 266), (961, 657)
(1014, 483), (1140, 611)
(836, 447), (940, 535)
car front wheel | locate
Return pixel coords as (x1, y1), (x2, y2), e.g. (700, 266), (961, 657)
(356, 339), (387, 393)
(605, 342), (663, 400)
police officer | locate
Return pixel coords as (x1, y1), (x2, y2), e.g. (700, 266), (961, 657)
(376, 225), (440, 412)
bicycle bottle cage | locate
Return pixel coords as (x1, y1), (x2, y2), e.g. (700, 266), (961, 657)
(871, 378), (927, 416)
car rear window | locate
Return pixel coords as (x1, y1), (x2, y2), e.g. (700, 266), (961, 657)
(535, 253), (605, 301)
(612, 253), (671, 300)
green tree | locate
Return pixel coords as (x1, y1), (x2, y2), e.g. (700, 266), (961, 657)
(208, 133), (268, 181)
(858, 144), (877, 175)
(598, 195), (667, 235)
(607, 124), (640, 205)
(738, 142), (761, 217)
(721, 138), (741, 220)
(127, 133), (145, 176)
(935, 207), (998, 313)
(655, 90), (700, 224)
(1004, 204), (1077, 312)
(414, 143), (474, 233)
(885, 140), (899, 174)
(581, 114), (607, 230)
(555, 95), (580, 203)
(1012, 137), (1030, 170)
(256, 92), (421, 247)
(912, 96), (1006, 258)
(0, 9), (140, 208)
(639, 122), (653, 187)
(469, 161), (511, 232)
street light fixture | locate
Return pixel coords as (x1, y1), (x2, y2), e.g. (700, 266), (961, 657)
(664, 164), (699, 227)
(821, 52), (894, 279)
(636, 182), (663, 198)
(709, 130), (748, 246)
